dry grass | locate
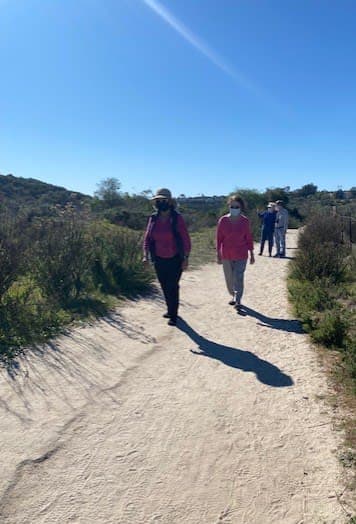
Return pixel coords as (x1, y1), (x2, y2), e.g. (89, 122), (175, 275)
(188, 227), (216, 269)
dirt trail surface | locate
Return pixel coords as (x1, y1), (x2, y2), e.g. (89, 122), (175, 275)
(0, 230), (351, 523)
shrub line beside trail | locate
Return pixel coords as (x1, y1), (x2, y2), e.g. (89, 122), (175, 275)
(288, 212), (355, 391)
(0, 210), (154, 362)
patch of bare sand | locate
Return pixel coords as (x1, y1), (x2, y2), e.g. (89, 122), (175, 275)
(0, 230), (353, 523)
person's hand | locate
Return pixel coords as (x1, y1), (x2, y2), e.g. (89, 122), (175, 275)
(250, 253), (255, 265)
(216, 257), (222, 265)
(182, 258), (189, 271)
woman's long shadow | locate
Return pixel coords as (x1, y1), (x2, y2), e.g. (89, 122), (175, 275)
(241, 306), (303, 334)
(177, 319), (293, 388)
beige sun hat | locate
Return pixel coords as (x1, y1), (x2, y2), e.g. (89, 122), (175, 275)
(151, 188), (172, 200)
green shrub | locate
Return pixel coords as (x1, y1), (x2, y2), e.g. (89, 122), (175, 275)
(0, 215), (155, 362)
(0, 217), (23, 301)
(0, 279), (70, 360)
(292, 213), (348, 282)
(288, 278), (335, 329)
(89, 221), (153, 295)
(31, 217), (94, 306)
(289, 210), (355, 394)
(310, 310), (350, 348)
(343, 339), (356, 385)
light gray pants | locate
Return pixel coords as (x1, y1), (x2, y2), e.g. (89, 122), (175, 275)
(222, 259), (247, 304)
(274, 228), (286, 255)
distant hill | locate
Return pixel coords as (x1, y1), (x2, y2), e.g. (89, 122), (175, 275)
(0, 174), (91, 215)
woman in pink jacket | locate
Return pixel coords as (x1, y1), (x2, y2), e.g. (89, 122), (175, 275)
(216, 194), (255, 313)
(143, 188), (191, 326)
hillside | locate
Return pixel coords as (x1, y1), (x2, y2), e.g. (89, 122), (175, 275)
(0, 174), (91, 215)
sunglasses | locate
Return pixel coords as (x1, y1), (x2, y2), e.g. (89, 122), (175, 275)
(156, 199), (168, 204)
(230, 205), (241, 209)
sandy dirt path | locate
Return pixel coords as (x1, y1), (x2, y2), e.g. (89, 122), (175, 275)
(0, 230), (350, 523)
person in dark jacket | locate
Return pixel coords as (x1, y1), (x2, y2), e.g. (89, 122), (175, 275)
(143, 188), (191, 326)
(258, 202), (277, 256)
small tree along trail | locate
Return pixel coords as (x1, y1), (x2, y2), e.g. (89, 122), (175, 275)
(0, 231), (349, 523)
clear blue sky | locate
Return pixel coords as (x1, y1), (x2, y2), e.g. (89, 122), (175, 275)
(1, 0), (355, 197)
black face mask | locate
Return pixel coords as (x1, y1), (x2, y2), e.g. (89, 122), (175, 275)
(155, 201), (170, 212)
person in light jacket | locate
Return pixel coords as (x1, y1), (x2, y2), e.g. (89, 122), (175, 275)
(274, 200), (289, 257)
(216, 194), (255, 313)
(143, 188), (191, 326)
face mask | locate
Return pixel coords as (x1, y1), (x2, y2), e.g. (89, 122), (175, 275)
(155, 201), (170, 212)
(230, 207), (241, 217)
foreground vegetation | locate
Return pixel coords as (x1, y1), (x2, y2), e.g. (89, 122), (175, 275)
(288, 213), (355, 391)
(0, 207), (153, 363)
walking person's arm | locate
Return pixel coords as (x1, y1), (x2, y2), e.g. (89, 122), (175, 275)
(245, 220), (255, 265)
(216, 218), (224, 264)
(284, 209), (289, 233)
(142, 217), (152, 267)
(177, 214), (191, 271)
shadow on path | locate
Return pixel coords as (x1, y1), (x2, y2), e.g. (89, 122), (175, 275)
(0, 311), (156, 421)
(177, 319), (294, 388)
(241, 306), (303, 334)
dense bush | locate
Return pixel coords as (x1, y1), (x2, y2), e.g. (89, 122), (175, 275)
(291, 213), (348, 282)
(288, 211), (355, 391)
(0, 279), (70, 361)
(31, 217), (94, 306)
(0, 217), (23, 300)
(0, 212), (154, 362)
(90, 221), (152, 295)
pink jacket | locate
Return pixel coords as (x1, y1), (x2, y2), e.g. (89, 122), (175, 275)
(216, 214), (254, 260)
(143, 212), (191, 259)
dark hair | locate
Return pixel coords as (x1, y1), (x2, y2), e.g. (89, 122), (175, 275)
(227, 194), (246, 213)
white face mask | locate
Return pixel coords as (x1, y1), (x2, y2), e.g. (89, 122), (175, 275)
(230, 207), (241, 217)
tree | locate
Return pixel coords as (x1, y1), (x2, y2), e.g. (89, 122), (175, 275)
(232, 188), (264, 210)
(349, 187), (356, 198)
(94, 178), (122, 206)
(265, 187), (289, 205)
(140, 189), (153, 199)
(296, 183), (318, 197)
(335, 189), (345, 200)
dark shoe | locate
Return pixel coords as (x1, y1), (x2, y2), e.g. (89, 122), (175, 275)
(168, 317), (177, 326)
(236, 304), (246, 316)
(258, 252), (262, 256)
(163, 313), (171, 318)
(228, 299), (236, 306)
(273, 253), (280, 258)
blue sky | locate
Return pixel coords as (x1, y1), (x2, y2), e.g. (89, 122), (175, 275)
(1, 0), (355, 197)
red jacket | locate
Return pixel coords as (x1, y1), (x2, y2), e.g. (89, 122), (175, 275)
(143, 212), (191, 259)
(216, 214), (254, 260)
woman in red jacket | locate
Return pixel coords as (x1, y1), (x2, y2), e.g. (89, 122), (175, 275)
(216, 194), (255, 313)
(143, 188), (191, 326)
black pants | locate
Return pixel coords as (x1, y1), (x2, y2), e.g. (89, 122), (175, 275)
(154, 255), (182, 319)
(260, 228), (274, 255)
